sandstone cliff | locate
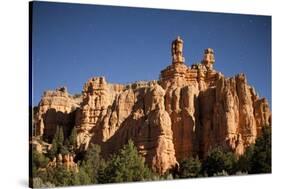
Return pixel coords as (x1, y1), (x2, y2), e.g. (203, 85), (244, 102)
(33, 36), (271, 174)
(33, 87), (81, 142)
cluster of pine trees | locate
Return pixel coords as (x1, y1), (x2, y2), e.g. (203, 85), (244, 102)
(31, 125), (271, 187)
(31, 125), (157, 187)
(174, 126), (271, 178)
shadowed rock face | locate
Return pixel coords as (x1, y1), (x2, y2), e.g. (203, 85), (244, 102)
(33, 37), (271, 174)
(33, 87), (81, 142)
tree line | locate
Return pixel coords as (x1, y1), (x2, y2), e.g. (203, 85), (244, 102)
(31, 125), (271, 187)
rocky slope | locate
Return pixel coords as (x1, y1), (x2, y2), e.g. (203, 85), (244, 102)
(33, 36), (271, 174)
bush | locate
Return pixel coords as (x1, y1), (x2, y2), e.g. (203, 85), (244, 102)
(236, 144), (254, 173)
(47, 125), (64, 159)
(32, 149), (49, 177)
(100, 140), (153, 183)
(69, 127), (77, 150)
(236, 126), (271, 174)
(38, 165), (86, 187)
(32, 177), (55, 188)
(250, 126), (271, 174)
(80, 144), (102, 184)
(177, 156), (202, 178)
(202, 146), (237, 176)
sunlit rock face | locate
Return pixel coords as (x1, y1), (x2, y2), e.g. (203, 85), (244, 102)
(34, 37), (271, 174)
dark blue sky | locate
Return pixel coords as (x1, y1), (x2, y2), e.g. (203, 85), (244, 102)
(32, 1), (271, 107)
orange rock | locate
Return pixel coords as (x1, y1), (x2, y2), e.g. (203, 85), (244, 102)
(34, 37), (271, 174)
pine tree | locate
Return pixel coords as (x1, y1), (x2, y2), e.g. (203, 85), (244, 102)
(80, 143), (102, 183)
(77, 166), (92, 185)
(250, 126), (271, 174)
(97, 159), (108, 183)
(236, 144), (254, 173)
(51, 165), (71, 186)
(32, 177), (55, 188)
(102, 140), (152, 183)
(68, 126), (77, 152)
(57, 126), (64, 151)
(178, 156), (202, 178)
(202, 146), (237, 176)
(48, 125), (64, 158)
(32, 147), (49, 177)
(236, 125), (271, 174)
(69, 127), (77, 147)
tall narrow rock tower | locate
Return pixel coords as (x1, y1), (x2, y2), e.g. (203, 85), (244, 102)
(172, 36), (185, 64)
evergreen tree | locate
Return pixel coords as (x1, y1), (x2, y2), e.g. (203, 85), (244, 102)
(77, 166), (92, 185)
(37, 162), (92, 187)
(80, 143), (102, 183)
(32, 177), (55, 188)
(60, 145), (69, 155)
(202, 147), (237, 176)
(250, 126), (271, 174)
(102, 140), (152, 183)
(235, 126), (271, 174)
(224, 150), (237, 175)
(32, 148), (49, 177)
(69, 126), (77, 148)
(57, 125), (64, 151)
(97, 159), (108, 183)
(50, 165), (71, 186)
(48, 125), (64, 158)
(41, 165), (79, 187)
(236, 144), (254, 173)
(178, 156), (202, 178)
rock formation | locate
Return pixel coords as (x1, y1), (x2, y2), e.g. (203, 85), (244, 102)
(33, 36), (271, 174)
(47, 153), (79, 172)
(34, 87), (81, 142)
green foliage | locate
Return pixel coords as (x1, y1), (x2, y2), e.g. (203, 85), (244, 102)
(32, 150), (49, 169)
(236, 126), (271, 174)
(57, 126), (64, 146)
(77, 166), (92, 185)
(31, 125), (271, 187)
(96, 159), (108, 183)
(178, 156), (202, 178)
(69, 127), (77, 150)
(224, 150), (238, 175)
(32, 149), (49, 177)
(250, 126), (271, 173)
(100, 140), (153, 183)
(49, 165), (72, 186)
(60, 145), (69, 155)
(202, 147), (237, 176)
(38, 165), (82, 187)
(32, 177), (55, 188)
(36, 163), (92, 187)
(48, 126), (78, 157)
(80, 144), (102, 184)
(202, 126), (271, 177)
(48, 125), (65, 158)
(36, 141), (154, 186)
(236, 144), (254, 173)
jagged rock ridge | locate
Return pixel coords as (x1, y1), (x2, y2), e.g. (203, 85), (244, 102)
(33, 36), (271, 174)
